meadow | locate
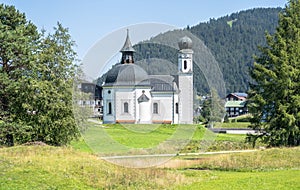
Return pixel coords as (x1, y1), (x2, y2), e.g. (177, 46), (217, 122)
(0, 145), (299, 189)
(1, 122), (299, 189)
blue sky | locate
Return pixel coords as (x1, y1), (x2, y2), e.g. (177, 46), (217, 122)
(1, 0), (287, 59)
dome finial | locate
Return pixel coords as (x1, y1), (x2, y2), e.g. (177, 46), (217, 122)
(178, 36), (192, 50)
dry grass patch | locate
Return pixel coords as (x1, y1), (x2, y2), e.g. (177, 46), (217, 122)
(0, 145), (186, 189)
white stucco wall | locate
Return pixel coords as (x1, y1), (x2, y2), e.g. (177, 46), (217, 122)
(151, 93), (175, 123)
(115, 89), (135, 122)
(178, 75), (193, 124)
(135, 89), (152, 124)
(102, 88), (115, 123)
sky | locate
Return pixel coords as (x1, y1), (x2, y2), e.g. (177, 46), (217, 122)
(1, 0), (287, 78)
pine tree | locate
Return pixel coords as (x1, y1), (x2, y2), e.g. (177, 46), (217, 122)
(248, 0), (300, 147)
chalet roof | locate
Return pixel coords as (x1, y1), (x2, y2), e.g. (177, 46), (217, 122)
(225, 101), (247, 108)
(226, 92), (248, 100)
(233, 92), (248, 98)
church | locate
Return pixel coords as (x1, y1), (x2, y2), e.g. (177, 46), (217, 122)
(102, 30), (194, 124)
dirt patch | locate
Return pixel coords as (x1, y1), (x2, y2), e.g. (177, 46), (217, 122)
(22, 141), (47, 146)
(157, 158), (206, 169)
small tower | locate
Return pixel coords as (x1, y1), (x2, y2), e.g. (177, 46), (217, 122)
(120, 29), (135, 64)
(178, 36), (194, 124)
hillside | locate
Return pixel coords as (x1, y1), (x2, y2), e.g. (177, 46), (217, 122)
(133, 8), (281, 94)
(189, 7), (282, 93)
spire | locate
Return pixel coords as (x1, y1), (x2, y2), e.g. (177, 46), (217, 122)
(120, 29), (135, 64)
(120, 29), (135, 52)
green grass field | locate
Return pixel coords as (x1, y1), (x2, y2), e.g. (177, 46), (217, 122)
(214, 122), (251, 128)
(178, 170), (300, 190)
(177, 147), (300, 189)
(73, 122), (260, 154)
(0, 145), (299, 189)
(1, 122), (298, 189)
(80, 123), (199, 155)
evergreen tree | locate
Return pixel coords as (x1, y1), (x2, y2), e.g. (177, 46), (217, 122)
(0, 4), (79, 146)
(247, 0), (300, 147)
(0, 4), (39, 145)
(201, 88), (225, 125)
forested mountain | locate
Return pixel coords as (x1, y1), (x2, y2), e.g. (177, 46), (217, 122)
(98, 8), (282, 95)
(189, 7), (282, 93)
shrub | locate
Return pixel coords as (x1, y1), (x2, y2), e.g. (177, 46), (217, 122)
(236, 116), (252, 122)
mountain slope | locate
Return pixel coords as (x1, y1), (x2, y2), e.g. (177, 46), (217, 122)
(189, 7), (282, 93)
(98, 8), (282, 95)
(133, 8), (282, 94)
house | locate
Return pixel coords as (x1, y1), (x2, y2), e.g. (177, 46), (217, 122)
(225, 92), (248, 117)
(101, 30), (194, 124)
(78, 82), (103, 118)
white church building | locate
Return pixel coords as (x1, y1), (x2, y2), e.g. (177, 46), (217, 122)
(102, 30), (194, 124)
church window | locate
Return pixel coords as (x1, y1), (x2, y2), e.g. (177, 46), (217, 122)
(175, 103), (179, 114)
(124, 102), (129, 113)
(108, 102), (112, 114)
(153, 103), (158, 114)
(184, 60), (187, 70)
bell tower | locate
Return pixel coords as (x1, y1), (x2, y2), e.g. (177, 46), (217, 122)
(120, 29), (135, 64)
(178, 36), (194, 124)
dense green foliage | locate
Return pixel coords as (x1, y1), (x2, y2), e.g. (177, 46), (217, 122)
(129, 8), (281, 94)
(190, 8), (281, 93)
(247, 0), (300, 147)
(0, 4), (79, 146)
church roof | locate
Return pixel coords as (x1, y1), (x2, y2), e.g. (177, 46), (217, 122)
(104, 64), (149, 86)
(137, 92), (150, 103)
(120, 29), (136, 52)
(149, 75), (177, 92)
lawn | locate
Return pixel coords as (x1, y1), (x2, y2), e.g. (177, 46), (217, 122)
(74, 122), (259, 154)
(80, 123), (199, 155)
(214, 122), (251, 128)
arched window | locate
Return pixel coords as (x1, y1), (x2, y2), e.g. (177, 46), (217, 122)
(153, 103), (158, 114)
(124, 102), (129, 113)
(183, 60), (187, 70)
(175, 103), (179, 114)
(108, 102), (112, 114)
